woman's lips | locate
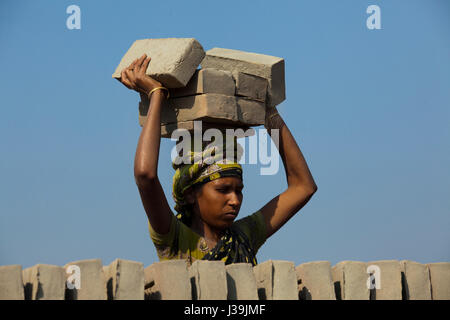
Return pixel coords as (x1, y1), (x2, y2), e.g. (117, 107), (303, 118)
(224, 211), (237, 217)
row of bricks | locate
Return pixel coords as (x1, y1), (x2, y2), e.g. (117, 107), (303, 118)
(111, 38), (285, 136)
(137, 65), (285, 137)
(112, 39), (285, 107)
(1, 259), (449, 300)
(137, 67), (276, 137)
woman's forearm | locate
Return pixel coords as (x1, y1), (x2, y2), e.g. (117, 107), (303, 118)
(134, 90), (166, 180)
(265, 108), (317, 191)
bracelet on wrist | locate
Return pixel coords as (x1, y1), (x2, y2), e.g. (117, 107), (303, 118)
(147, 87), (170, 100)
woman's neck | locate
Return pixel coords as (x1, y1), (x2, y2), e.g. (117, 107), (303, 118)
(190, 215), (224, 248)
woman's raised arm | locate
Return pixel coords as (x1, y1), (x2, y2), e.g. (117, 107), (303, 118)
(119, 54), (174, 235)
(258, 107), (318, 239)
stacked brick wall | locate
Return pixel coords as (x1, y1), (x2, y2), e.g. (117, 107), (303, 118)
(1, 259), (449, 300)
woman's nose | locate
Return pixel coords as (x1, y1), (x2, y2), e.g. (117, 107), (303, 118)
(228, 192), (241, 207)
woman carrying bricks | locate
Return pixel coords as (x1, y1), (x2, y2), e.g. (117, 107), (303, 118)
(119, 54), (317, 266)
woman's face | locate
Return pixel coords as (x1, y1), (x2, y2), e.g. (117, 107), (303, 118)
(191, 176), (244, 230)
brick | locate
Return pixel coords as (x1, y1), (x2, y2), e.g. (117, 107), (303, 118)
(0, 265), (24, 300)
(104, 259), (144, 300)
(236, 97), (266, 125)
(138, 94), (257, 138)
(144, 260), (191, 300)
(22, 264), (65, 300)
(366, 260), (402, 300)
(400, 260), (431, 300)
(139, 94), (265, 133)
(225, 263), (258, 300)
(201, 47), (285, 106)
(296, 261), (336, 300)
(427, 262), (450, 300)
(112, 38), (205, 88)
(253, 260), (298, 300)
(233, 71), (268, 102)
(189, 260), (227, 300)
(163, 94), (239, 124)
(171, 68), (236, 98)
(64, 259), (107, 300)
(332, 261), (369, 300)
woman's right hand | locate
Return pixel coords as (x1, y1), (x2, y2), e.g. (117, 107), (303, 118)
(119, 54), (163, 97)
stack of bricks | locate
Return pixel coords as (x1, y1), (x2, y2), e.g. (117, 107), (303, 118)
(112, 38), (285, 138)
(1, 259), (449, 300)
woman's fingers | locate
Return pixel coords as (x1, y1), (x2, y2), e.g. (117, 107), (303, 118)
(124, 69), (136, 87)
(135, 54), (147, 72)
(120, 54), (156, 94)
(140, 56), (151, 75)
(120, 70), (133, 89)
(129, 58), (139, 71)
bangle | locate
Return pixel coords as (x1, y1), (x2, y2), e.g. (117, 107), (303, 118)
(147, 87), (170, 100)
(267, 111), (280, 120)
(264, 109), (285, 129)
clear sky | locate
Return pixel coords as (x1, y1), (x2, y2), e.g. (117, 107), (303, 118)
(1, 0), (449, 269)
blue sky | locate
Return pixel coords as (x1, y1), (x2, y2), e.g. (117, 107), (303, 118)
(1, 0), (449, 269)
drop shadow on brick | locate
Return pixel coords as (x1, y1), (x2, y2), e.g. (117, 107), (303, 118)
(144, 279), (162, 300)
(333, 281), (342, 300)
(297, 279), (312, 300)
(257, 288), (267, 300)
(24, 282), (32, 300)
(401, 271), (409, 300)
(64, 287), (77, 300)
(190, 276), (198, 300)
(106, 278), (113, 300)
(226, 273), (237, 300)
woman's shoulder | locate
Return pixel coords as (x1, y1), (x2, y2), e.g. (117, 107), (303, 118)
(148, 214), (210, 261)
(232, 210), (267, 252)
(233, 210), (264, 228)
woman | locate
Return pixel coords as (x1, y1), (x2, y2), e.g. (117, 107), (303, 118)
(119, 54), (317, 266)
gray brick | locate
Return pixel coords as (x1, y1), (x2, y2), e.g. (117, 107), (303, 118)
(64, 259), (107, 300)
(105, 259), (144, 300)
(201, 47), (285, 106)
(296, 261), (336, 300)
(253, 260), (298, 300)
(225, 263), (258, 300)
(189, 260), (227, 300)
(332, 261), (369, 300)
(233, 71), (268, 102)
(0, 265), (24, 300)
(139, 94), (265, 133)
(400, 260), (431, 300)
(171, 68), (236, 98)
(366, 260), (402, 300)
(427, 262), (450, 300)
(112, 38), (205, 88)
(162, 94), (239, 124)
(22, 264), (65, 300)
(236, 97), (266, 125)
(144, 260), (191, 300)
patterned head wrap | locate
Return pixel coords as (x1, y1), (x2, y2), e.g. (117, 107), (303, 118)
(171, 134), (258, 265)
(172, 136), (243, 224)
